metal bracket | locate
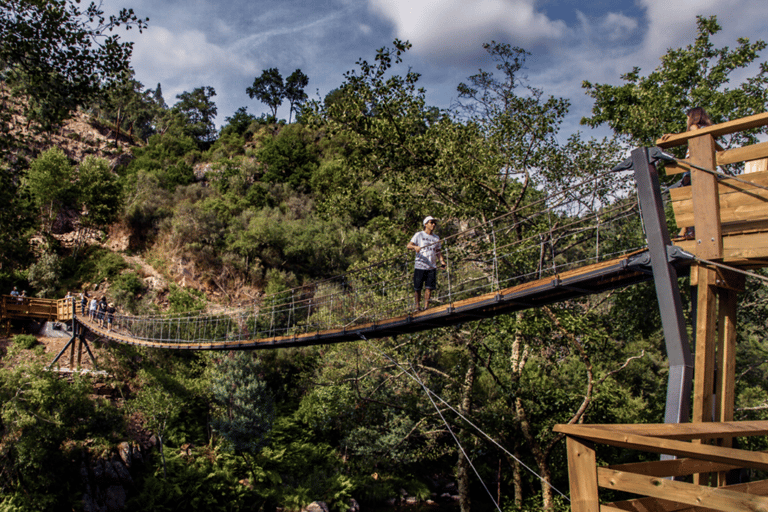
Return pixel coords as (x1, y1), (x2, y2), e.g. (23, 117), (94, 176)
(612, 147), (676, 172)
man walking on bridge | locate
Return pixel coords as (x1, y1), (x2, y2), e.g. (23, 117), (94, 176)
(407, 216), (446, 311)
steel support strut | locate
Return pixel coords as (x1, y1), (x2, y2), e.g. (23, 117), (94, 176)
(627, 147), (693, 424)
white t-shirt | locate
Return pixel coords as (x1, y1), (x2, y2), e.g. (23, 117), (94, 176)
(411, 231), (441, 270)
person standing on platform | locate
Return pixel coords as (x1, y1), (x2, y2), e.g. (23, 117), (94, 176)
(97, 297), (107, 327)
(89, 296), (98, 321)
(106, 303), (116, 332)
(407, 215), (447, 311)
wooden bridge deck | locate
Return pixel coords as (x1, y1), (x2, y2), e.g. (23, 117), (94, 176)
(73, 249), (670, 350)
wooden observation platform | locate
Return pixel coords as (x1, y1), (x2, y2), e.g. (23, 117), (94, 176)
(557, 112), (768, 512)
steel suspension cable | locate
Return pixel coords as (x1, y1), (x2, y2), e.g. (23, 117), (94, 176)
(359, 333), (571, 503)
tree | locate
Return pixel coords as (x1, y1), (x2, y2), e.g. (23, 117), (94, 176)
(95, 70), (162, 142)
(247, 68), (285, 120)
(22, 147), (74, 233)
(174, 86), (218, 146)
(0, 0), (148, 131)
(285, 69), (309, 122)
(581, 15), (768, 152)
(74, 156), (121, 255)
(211, 352), (275, 456)
(247, 68), (309, 122)
(221, 106), (257, 137)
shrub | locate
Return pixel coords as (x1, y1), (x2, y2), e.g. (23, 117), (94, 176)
(13, 334), (37, 350)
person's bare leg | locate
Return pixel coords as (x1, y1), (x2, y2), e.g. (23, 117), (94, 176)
(424, 289), (432, 309)
(415, 290), (422, 311)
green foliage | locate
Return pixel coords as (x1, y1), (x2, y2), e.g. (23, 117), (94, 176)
(93, 69), (163, 142)
(0, 0), (148, 130)
(247, 68), (308, 122)
(23, 147), (74, 232)
(221, 106), (258, 138)
(582, 15), (768, 151)
(126, 131), (200, 190)
(111, 271), (145, 313)
(77, 156), (122, 228)
(74, 246), (128, 285)
(257, 124), (319, 192)
(127, 448), (270, 512)
(167, 284), (206, 314)
(174, 86), (218, 147)
(0, 361), (125, 510)
(0, 166), (34, 271)
(26, 245), (61, 298)
(12, 334), (37, 350)
(211, 352), (275, 455)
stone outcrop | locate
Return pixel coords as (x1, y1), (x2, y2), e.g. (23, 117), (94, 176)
(80, 442), (147, 512)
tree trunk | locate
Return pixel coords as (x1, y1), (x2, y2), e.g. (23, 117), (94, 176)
(457, 350), (476, 512)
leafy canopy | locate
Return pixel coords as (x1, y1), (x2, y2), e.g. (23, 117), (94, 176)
(582, 15), (768, 149)
(0, 0), (148, 130)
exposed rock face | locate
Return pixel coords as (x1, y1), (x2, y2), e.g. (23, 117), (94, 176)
(302, 502), (330, 512)
(80, 443), (145, 512)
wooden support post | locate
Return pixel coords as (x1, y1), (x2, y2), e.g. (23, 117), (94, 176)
(693, 265), (718, 486)
(716, 286), (738, 486)
(76, 338), (83, 370)
(68, 337), (75, 370)
(689, 134), (722, 261)
(693, 266), (718, 425)
(566, 436), (599, 512)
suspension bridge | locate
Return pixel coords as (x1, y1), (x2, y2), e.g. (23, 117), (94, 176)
(5, 112), (768, 511)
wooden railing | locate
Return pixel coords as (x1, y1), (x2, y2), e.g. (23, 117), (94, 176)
(557, 112), (768, 510)
(0, 295), (71, 322)
(555, 421), (768, 511)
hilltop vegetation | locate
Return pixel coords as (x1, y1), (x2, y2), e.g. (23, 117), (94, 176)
(3, 4), (768, 511)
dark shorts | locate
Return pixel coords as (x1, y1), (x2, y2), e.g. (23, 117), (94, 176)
(413, 268), (437, 291)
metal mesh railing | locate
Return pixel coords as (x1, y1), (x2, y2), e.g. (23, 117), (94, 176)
(83, 170), (645, 345)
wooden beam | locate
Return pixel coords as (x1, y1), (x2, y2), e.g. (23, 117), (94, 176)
(553, 428), (768, 471)
(555, 420), (768, 440)
(717, 141), (768, 166)
(606, 496), (721, 512)
(656, 112), (768, 149)
(567, 436), (600, 512)
(675, 231), (768, 262)
(608, 458), (741, 478)
(597, 468), (768, 511)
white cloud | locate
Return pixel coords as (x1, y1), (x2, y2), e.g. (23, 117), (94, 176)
(600, 12), (639, 42)
(132, 26), (257, 86)
(367, 0), (567, 59)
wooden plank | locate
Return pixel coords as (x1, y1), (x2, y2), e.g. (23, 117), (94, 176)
(608, 458), (741, 478)
(656, 113), (768, 149)
(689, 134), (723, 260)
(606, 496), (718, 512)
(605, 480), (768, 512)
(668, 158), (768, 231)
(567, 436), (600, 512)
(553, 428), (768, 471)
(597, 468), (768, 512)
(555, 420), (768, 440)
(717, 141), (768, 166)
(674, 231), (768, 262)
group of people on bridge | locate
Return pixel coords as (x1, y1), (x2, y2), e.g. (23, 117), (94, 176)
(66, 292), (116, 332)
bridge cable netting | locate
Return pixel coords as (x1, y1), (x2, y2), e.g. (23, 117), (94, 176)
(83, 169), (646, 346)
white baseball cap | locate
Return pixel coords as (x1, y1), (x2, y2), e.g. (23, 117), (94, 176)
(423, 216), (437, 225)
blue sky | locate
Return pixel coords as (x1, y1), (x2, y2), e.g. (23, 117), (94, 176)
(115, 0), (768, 140)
